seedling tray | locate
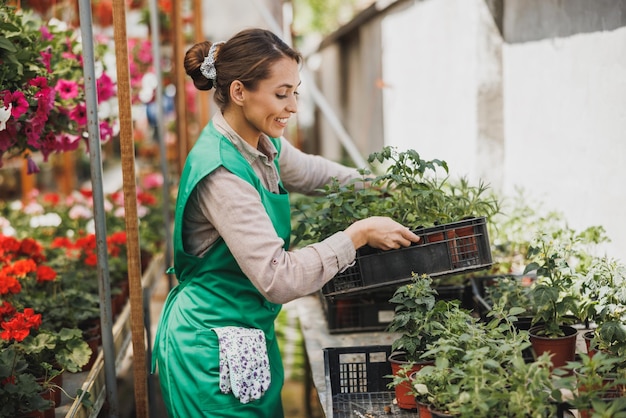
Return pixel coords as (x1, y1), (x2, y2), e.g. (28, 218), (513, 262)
(322, 217), (493, 297)
(323, 345), (416, 417)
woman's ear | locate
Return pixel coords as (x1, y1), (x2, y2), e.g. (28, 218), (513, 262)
(230, 80), (245, 105)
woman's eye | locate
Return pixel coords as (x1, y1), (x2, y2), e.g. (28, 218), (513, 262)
(276, 94), (287, 99)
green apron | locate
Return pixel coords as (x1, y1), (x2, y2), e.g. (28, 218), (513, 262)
(152, 122), (291, 417)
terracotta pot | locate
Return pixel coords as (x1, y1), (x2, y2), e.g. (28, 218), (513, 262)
(19, 388), (55, 418)
(583, 330), (597, 357)
(82, 332), (102, 371)
(529, 325), (578, 370)
(427, 405), (458, 418)
(50, 372), (63, 407)
(417, 400), (433, 418)
(388, 351), (433, 410)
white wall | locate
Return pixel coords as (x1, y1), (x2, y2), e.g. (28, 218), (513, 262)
(381, 0), (479, 178)
(503, 26), (626, 258)
(379, 0), (626, 260)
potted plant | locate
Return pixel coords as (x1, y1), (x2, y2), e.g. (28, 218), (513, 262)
(0, 344), (52, 418)
(408, 302), (559, 417)
(554, 352), (626, 417)
(386, 274), (479, 410)
(577, 256), (626, 360)
(292, 146), (498, 299)
(523, 230), (589, 369)
(385, 274), (441, 410)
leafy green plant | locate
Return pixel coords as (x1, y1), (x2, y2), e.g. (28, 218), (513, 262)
(386, 274), (468, 363)
(409, 304), (557, 417)
(577, 256), (626, 359)
(291, 146), (500, 247)
(554, 352), (626, 417)
(0, 345), (51, 418)
(523, 226), (607, 337)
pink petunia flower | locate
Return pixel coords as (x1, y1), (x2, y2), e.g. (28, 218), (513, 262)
(69, 103), (87, 126)
(99, 120), (114, 141)
(40, 26), (53, 41)
(40, 49), (52, 73)
(28, 77), (49, 89)
(97, 72), (115, 103)
(55, 79), (80, 100)
(58, 133), (81, 152)
(4, 91), (29, 119)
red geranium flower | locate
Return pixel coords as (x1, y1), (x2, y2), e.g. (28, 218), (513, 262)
(36, 265), (57, 283)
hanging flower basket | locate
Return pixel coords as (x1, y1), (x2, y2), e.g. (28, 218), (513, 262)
(0, 4), (118, 172)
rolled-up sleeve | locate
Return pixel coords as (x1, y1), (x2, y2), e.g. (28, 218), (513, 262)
(278, 138), (363, 194)
(196, 169), (357, 304)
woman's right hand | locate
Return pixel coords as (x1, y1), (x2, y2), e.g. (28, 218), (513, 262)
(344, 216), (420, 251)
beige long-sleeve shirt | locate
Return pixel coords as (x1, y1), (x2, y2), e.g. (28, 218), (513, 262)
(182, 112), (360, 304)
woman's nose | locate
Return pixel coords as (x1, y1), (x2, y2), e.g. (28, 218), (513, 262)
(286, 95), (298, 113)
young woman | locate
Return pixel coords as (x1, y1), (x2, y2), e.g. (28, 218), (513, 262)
(152, 28), (419, 417)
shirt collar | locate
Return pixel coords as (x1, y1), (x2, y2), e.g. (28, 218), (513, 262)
(212, 112), (278, 165)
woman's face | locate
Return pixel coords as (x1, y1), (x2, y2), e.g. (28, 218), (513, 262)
(238, 57), (300, 142)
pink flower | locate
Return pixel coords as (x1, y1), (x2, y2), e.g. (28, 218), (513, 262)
(35, 86), (55, 115)
(28, 77), (49, 89)
(97, 72), (115, 103)
(137, 41), (153, 64)
(56, 79), (80, 100)
(40, 50), (52, 73)
(0, 123), (17, 152)
(141, 172), (164, 189)
(3, 91), (29, 119)
(40, 26), (53, 41)
(99, 120), (114, 141)
(58, 133), (81, 152)
(69, 103), (87, 126)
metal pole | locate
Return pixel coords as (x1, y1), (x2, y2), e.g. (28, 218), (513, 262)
(76, 0), (119, 416)
(250, 0), (368, 169)
(148, 0), (173, 288)
(147, 0), (174, 412)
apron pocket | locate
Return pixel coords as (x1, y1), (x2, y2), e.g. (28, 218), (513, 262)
(211, 326), (272, 404)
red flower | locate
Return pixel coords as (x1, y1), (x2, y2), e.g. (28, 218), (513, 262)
(0, 273), (21, 295)
(0, 235), (21, 263)
(8, 259), (37, 278)
(1, 375), (17, 385)
(42, 192), (61, 205)
(0, 308), (41, 342)
(0, 301), (15, 320)
(108, 231), (127, 246)
(36, 265), (57, 283)
(79, 189), (93, 199)
(84, 252), (98, 267)
(51, 236), (74, 249)
(19, 237), (45, 261)
(137, 191), (157, 205)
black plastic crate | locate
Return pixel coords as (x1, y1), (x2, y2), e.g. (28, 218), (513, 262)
(320, 290), (396, 334)
(323, 345), (416, 417)
(323, 217), (493, 297)
(469, 274), (536, 320)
